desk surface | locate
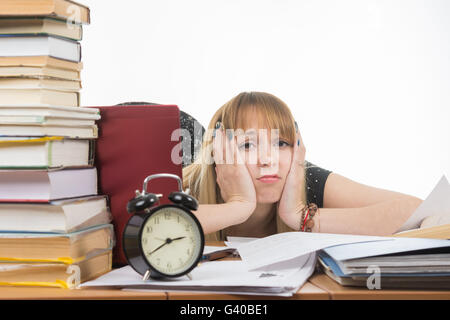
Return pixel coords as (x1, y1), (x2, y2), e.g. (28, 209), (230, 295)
(2, 274), (450, 300)
(0, 279), (328, 300)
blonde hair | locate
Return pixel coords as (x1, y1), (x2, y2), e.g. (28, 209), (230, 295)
(182, 92), (307, 241)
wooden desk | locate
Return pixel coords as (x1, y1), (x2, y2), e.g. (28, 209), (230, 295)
(0, 280), (327, 300)
(0, 286), (167, 300)
(2, 274), (450, 300)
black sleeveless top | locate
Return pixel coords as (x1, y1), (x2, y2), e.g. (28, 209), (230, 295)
(304, 161), (332, 208)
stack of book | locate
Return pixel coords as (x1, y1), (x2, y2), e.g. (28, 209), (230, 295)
(318, 237), (450, 289)
(0, 0), (114, 289)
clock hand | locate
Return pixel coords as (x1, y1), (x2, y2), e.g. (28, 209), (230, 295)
(148, 237), (186, 255)
(148, 240), (169, 255)
(155, 236), (185, 242)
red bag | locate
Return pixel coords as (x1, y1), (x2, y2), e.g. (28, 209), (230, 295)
(92, 105), (182, 266)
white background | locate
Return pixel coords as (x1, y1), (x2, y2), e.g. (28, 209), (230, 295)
(80, 0), (450, 200)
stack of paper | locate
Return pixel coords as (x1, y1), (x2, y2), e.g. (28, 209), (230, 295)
(80, 234), (392, 296)
(318, 237), (450, 289)
(81, 250), (317, 297)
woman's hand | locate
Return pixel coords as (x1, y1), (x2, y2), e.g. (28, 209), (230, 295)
(277, 123), (307, 230)
(213, 124), (256, 223)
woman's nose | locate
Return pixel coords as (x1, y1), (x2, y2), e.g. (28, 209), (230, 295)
(257, 142), (273, 167)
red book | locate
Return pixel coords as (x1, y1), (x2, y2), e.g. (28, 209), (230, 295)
(93, 105), (182, 266)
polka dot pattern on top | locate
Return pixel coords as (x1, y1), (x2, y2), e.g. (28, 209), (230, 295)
(304, 161), (332, 208)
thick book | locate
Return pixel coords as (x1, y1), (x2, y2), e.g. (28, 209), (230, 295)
(0, 167), (97, 202)
(0, 35), (81, 63)
(318, 237), (450, 289)
(0, 55), (83, 71)
(0, 123), (97, 139)
(0, 249), (112, 289)
(0, 65), (80, 80)
(0, 136), (94, 169)
(0, 106), (99, 122)
(0, 17), (82, 41)
(0, 89), (79, 106)
(0, 224), (114, 262)
(0, 0), (90, 25)
(92, 104), (182, 266)
(0, 115), (95, 126)
(0, 105), (98, 117)
(0, 77), (81, 92)
(0, 196), (110, 233)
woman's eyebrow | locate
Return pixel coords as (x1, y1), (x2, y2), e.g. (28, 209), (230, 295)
(243, 129), (257, 135)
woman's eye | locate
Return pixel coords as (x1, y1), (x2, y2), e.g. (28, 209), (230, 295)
(239, 142), (256, 150)
(275, 140), (290, 147)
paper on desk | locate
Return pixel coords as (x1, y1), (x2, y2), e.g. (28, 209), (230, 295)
(236, 232), (391, 270)
(225, 236), (258, 247)
(322, 237), (450, 261)
(81, 252), (317, 297)
(397, 175), (450, 232)
(203, 245), (234, 255)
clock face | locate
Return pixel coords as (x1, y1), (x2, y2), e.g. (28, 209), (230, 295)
(140, 206), (203, 276)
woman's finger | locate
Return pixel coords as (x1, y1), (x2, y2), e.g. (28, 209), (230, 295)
(292, 124), (306, 167)
(212, 126), (225, 165)
(224, 129), (237, 165)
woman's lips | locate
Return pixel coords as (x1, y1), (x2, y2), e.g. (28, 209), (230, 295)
(257, 175), (281, 183)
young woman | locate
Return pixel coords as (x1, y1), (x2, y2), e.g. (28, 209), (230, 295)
(182, 92), (423, 241)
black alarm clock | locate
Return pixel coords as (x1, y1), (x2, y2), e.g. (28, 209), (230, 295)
(123, 173), (204, 280)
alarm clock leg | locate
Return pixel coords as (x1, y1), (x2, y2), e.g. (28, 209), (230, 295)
(143, 270), (151, 281)
(187, 273), (193, 280)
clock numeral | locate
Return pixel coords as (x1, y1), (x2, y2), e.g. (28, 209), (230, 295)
(185, 223), (191, 232)
(164, 212), (171, 220)
(178, 258), (184, 266)
(156, 258), (160, 265)
(177, 216), (180, 223)
(189, 236), (195, 243)
(153, 217), (160, 225)
(186, 248), (191, 256)
(143, 237), (148, 245)
(146, 226), (153, 233)
(167, 262), (172, 270)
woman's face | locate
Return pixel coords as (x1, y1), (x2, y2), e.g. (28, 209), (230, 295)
(236, 117), (293, 204)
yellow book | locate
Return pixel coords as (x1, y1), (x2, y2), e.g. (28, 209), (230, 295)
(0, 136), (94, 169)
(0, 249), (112, 289)
(0, 224), (114, 264)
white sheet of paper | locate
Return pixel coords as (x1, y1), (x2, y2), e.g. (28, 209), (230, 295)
(81, 252), (317, 297)
(203, 245), (234, 255)
(323, 237), (450, 261)
(236, 231), (391, 270)
(396, 175), (450, 232)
